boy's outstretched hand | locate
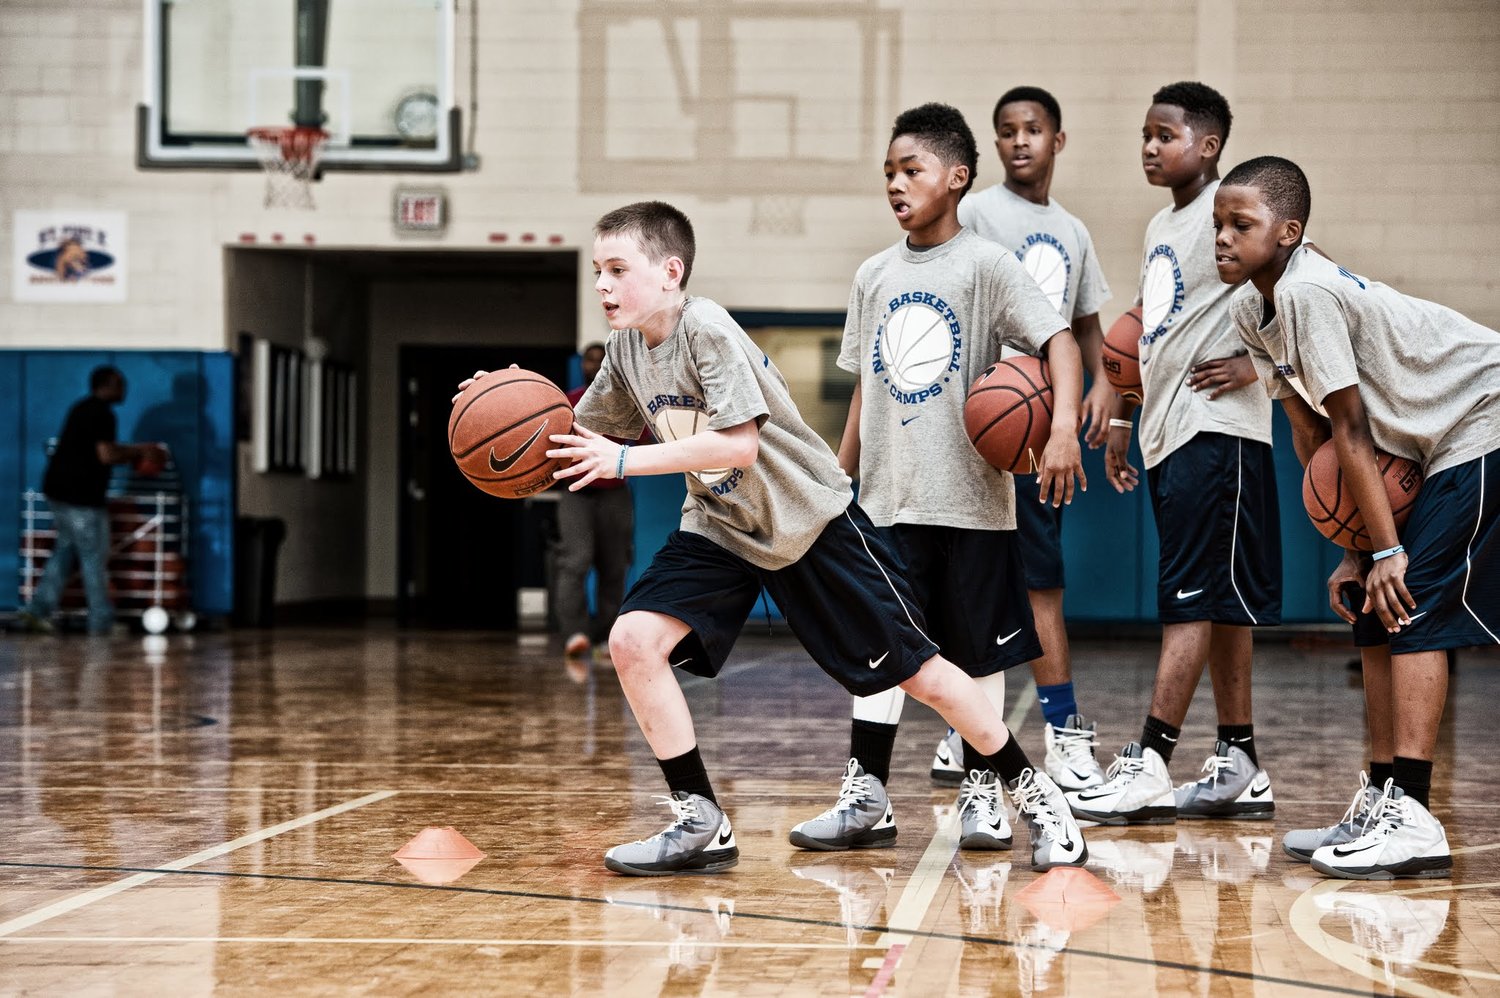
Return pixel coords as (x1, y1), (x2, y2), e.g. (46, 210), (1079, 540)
(547, 424), (622, 491)
(1036, 430), (1085, 508)
(1187, 353), (1257, 399)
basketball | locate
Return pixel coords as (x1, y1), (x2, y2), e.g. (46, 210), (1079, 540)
(1301, 440), (1424, 550)
(965, 356), (1054, 474)
(448, 369), (573, 499)
(1102, 306), (1144, 401)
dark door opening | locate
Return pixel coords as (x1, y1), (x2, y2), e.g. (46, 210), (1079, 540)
(398, 345), (572, 629)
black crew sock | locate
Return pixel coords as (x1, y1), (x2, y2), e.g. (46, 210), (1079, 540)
(1141, 715), (1181, 765)
(1369, 760), (1394, 789)
(1218, 724), (1258, 766)
(658, 747), (716, 805)
(1393, 756), (1433, 808)
(851, 719), (899, 785)
(960, 739), (988, 777)
(982, 735), (1034, 786)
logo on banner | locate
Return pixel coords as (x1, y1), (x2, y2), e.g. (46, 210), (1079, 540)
(12, 212), (128, 302)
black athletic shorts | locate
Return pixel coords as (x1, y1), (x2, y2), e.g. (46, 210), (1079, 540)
(882, 523), (1041, 676)
(1147, 432), (1282, 625)
(1349, 448), (1500, 653)
(618, 503), (940, 697)
(1013, 473), (1065, 590)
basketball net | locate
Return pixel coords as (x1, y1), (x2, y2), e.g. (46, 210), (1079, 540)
(247, 126), (328, 210)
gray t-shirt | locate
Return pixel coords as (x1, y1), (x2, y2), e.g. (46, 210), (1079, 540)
(958, 183), (1112, 324)
(838, 227), (1068, 530)
(576, 296), (852, 570)
(1136, 180), (1271, 468)
(1234, 245), (1500, 475)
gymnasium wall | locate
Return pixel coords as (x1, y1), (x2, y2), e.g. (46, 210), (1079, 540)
(0, 0), (1495, 621)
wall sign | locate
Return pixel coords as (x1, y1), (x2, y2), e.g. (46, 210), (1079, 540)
(12, 211), (128, 302)
(393, 189), (446, 233)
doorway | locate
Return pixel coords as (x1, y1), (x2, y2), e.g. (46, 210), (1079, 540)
(397, 345), (572, 629)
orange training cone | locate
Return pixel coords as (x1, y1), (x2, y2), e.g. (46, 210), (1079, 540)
(393, 826), (486, 885)
(1016, 866), (1120, 933)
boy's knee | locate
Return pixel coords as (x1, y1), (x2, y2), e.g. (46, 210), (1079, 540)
(608, 612), (671, 672)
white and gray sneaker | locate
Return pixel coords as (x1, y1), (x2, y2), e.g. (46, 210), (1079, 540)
(1064, 742), (1176, 825)
(1044, 713), (1106, 790)
(1310, 783), (1452, 880)
(930, 727), (964, 786)
(789, 759), (898, 851)
(957, 770), (1013, 850)
(1009, 768), (1088, 871)
(1283, 771), (1381, 862)
(604, 792), (739, 876)
(1175, 740), (1274, 820)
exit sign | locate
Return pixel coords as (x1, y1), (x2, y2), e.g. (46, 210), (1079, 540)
(394, 189), (446, 232)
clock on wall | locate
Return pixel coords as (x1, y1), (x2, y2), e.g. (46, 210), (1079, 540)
(394, 91), (441, 142)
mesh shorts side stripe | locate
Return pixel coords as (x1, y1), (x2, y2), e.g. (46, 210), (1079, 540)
(1229, 438), (1258, 625)
(1463, 456), (1499, 643)
(843, 509), (934, 647)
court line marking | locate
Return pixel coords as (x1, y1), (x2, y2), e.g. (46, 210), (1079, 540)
(874, 807), (960, 949)
(0, 862), (1377, 995)
(0, 790), (395, 939)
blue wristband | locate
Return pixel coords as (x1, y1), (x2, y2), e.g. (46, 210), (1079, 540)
(1371, 544), (1404, 562)
(616, 443), (630, 479)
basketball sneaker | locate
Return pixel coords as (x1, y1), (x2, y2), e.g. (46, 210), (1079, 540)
(1283, 771), (1381, 862)
(604, 792), (739, 876)
(1310, 784), (1451, 880)
(930, 727), (964, 786)
(789, 759), (897, 851)
(1174, 741), (1274, 820)
(1064, 742), (1176, 825)
(957, 770), (1013, 850)
(1008, 768), (1088, 871)
(1044, 714), (1105, 790)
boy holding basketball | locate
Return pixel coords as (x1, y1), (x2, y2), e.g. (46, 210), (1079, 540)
(788, 103), (1090, 855)
(514, 199), (1086, 876)
(1215, 155), (1500, 878)
(926, 84), (1120, 793)
(1064, 82), (1282, 826)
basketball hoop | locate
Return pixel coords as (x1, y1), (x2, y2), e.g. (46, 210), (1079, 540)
(247, 126), (328, 209)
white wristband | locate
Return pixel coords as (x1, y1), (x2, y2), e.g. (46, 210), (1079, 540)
(1108, 418), (1133, 430)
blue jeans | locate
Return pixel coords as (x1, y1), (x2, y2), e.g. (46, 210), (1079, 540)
(27, 500), (114, 634)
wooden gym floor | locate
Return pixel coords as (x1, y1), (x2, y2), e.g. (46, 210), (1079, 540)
(1, 625), (1498, 996)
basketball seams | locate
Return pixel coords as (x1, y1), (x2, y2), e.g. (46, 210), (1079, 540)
(449, 374), (561, 448)
(454, 401), (572, 460)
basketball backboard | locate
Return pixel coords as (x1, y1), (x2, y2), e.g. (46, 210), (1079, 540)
(137, 0), (460, 172)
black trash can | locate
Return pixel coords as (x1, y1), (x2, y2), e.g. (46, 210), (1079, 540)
(233, 516), (287, 627)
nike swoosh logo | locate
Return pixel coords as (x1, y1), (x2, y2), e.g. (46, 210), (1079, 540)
(936, 745), (954, 765)
(1037, 695), (1050, 704)
(1072, 790), (1115, 803)
(717, 828), (733, 846)
(996, 629), (1022, 646)
(868, 651), (890, 670)
(1249, 781), (1271, 799)
(1331, 842), (1375, 859)
(489, 420), (548, 473)
(901, 415), (921, 426)
(1176, 588), (1204, 599)
(1406, 611), (1428, 622)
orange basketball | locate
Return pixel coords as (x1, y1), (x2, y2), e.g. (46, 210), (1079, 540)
(965, 356), (1053, 474)
(1302, 440), (1423, 551)
(1102, 307), (1144, 401)
(449, 369), (573, 499)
